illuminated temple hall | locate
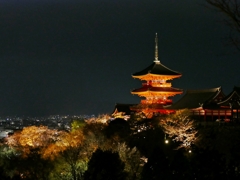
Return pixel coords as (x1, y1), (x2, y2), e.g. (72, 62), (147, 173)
(130, 34), (183, 117)
(169, 86), (240, 121)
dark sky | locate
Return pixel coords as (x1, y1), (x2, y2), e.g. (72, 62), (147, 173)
(0, 0), (239, 116)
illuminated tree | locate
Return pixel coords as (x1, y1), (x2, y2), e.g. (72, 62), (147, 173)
(6, 126), (61, 158)
(49, 122), (106, 180)
(0, 143), (21, 179)
(206, 0), (240, 50)
(4, 126), (63, 179)
(159, 109), (198, 149)
(71, 119), (86, 131)
(85, 119), (145, 180)
(115, 143), (144, 180)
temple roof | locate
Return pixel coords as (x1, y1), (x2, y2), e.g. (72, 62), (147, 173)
(112, 103), (136, 115)
(132, 86), (183, 94)
(132, 62), (182, 77)
(168, 87), (223, 109)
(218, 86), (240, 108)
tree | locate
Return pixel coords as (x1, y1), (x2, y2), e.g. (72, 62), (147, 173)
(49, 122), (108, 180)
(6, 126), (61, 158)
(206, 0), (240, 50)
(5, 126), (87, 180)
(104, 118), (131, 142)
(84, 149), (127, 180)
(4, 126), (61, 179)
(115, 143), (144, 180)
(141, 146), (171, 180)
(159, 109), (198, 149)
(48, 129), (86, 180)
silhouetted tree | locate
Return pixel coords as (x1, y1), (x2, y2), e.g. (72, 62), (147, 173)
(84, 149), (127, 180)
(141, 146), (171, 180)
(104, 118), (131, 141)
(206, 0), (240, 50)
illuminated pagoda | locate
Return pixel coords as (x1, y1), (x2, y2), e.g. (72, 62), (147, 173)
(131, 34), (183, 117)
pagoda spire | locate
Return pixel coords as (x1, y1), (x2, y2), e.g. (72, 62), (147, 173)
(154, 33), (160, 63)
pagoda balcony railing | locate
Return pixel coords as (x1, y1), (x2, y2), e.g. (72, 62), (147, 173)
(141, 99), (172, 104)
(131, 103), (170, 110)
(142, 82), (171, 87)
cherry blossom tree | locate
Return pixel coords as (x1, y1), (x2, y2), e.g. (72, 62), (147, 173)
(159, 109), (198, 149)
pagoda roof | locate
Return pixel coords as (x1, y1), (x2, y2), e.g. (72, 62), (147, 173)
(132, 62), (182, 77)
(132, 86), (183, 94)
(168, 87), (223, 109)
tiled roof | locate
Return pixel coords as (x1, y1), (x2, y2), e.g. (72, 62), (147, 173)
(218, 86), (240, 108)
(112, 103), (136, 115)
(132, 62), (181, 76)
(168, 87), (222, 109)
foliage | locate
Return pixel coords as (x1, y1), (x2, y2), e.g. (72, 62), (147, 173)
(0, 143), (54, 180)
(159, 109), (198, 149)
(6, 126), (62, 158)
(0, 144), (20, 178)
(71, 119), (86, 132)
(104, 118), (131, 142)
(49, 122), (108, 180)
(115, 143), (144, 180)
(5, 125), (86, 179)
(84, 149), (127, 180)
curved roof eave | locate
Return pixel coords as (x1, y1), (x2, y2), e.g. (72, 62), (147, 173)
(168, 87), (222, 109)
(132, 62), (182, 77)
(131, 90), (183, 94)
(132, 73), (181, 79)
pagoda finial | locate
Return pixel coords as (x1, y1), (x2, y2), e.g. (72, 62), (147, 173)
(154, 33), (160, 63)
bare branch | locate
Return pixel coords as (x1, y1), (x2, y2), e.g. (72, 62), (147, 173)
(206, 0), (240, 50)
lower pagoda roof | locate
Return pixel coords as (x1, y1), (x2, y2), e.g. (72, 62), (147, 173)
(131, 86), (183, 94)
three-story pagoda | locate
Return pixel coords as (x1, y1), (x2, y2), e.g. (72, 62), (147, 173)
(131, 34), (183, 117)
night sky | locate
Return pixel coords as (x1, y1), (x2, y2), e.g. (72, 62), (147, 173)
(0, 0), (239, 116)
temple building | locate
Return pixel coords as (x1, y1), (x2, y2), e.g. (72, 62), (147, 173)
(111, 34), (240, 122)
(169, 86), (240, 121)
(168, 87), (226, 120)
(218, 86), (240, 120)
(130, 34), (183, 117)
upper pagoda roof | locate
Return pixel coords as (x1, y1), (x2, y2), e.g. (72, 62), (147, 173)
(132, 62), (182, 77)
(168, 87), (224, 109)
(132, 33), (181, 78)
